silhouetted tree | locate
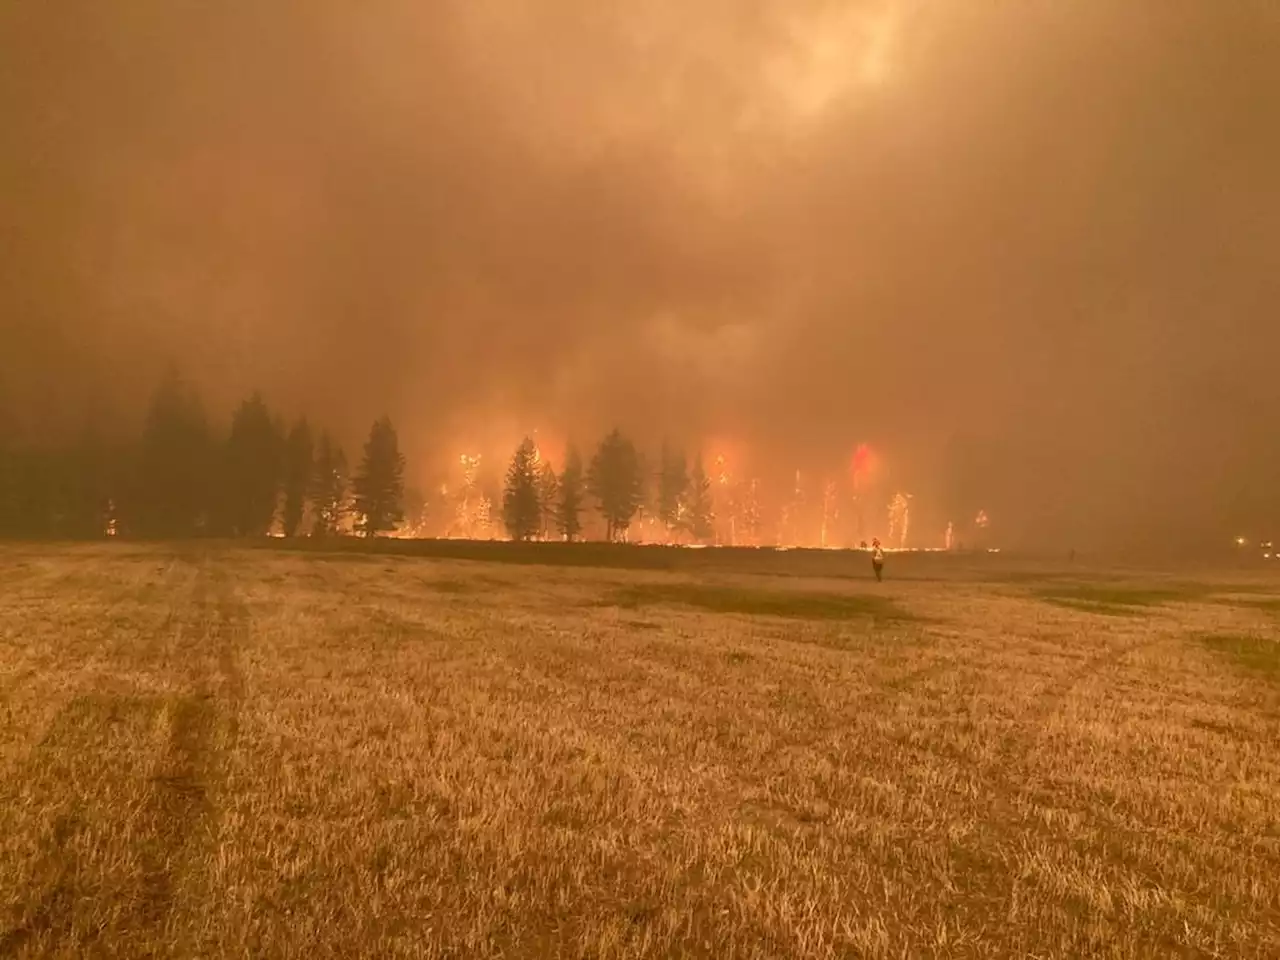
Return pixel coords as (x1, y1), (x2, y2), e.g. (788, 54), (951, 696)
(558, 444), (585, 542)
(134, 369), (214, 537)
(536, 459), (559, 540)
(353, 416), (405, 537)
(282, 418), (313, 537)
(311, 432), (349, 537)
(657, 441), (689, 539)
(686, 454), (715, 543)
(222, 392), (282, 537)
(503, 437), (541, 542)
(587, 428), (644, 542)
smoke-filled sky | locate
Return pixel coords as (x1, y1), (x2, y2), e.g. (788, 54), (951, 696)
(2, 1), (1278, 549)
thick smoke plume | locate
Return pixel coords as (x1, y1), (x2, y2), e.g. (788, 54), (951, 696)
(3, 1), (1278, 550)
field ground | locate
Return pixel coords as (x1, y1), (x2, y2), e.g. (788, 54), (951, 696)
(1, 542), (1278, 959)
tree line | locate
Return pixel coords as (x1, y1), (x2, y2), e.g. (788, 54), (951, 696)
(0, 370), (729, 545)
(0, 370), (407, 540)
(500, 431), (718, 544)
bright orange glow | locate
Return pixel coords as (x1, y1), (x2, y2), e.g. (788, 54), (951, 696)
(528, 428), (567, 470)
(390, 434), (988, 552)
(850, 443), (879, 484)
(705, 436), (746, 473)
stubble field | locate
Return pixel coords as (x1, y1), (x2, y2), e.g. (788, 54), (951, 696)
(1, 542), (1277, 959)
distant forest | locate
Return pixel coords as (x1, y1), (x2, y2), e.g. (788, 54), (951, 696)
(0, 370), (766, 546)
(0, 371), (997, 549)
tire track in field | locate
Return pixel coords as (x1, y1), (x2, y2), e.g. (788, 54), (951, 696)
(937, 630), (1280, 955)
(993, 633), (1167, 771)
(135, 552), (247, 945)
(0, 551), (248, 957)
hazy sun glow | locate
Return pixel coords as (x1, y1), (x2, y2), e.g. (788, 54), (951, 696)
(770, 1), (902, 118)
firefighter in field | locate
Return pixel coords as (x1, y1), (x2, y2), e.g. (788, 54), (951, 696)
(871, 538), (885, 582)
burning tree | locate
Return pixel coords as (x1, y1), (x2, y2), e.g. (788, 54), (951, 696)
(558, 445), (585, 542)
(453, 454), (483, 538)
(972, 509), (991, 550)
(502, 437), (541, 541)
(396, 487), (431, 539)
(686, 454), (715, 543)
(353, 416), (406, 537)
(310, 432), (348, 537)
(779, 470), (805, 546)
(887, 492), (912, 549)
(222, 392), (282, 537)
(713, 453), (740, 545)
(820, 479), (839, 548)
(474, 493), (493, 538)
(281, 417), (313, 538)
(587, 429), (644, 542)
(536, 459), (559, 540)
(657, 441), (689, 542)
(741, 478), (763, 546)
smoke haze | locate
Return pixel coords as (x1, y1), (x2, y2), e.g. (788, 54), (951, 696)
(3, 1), (1278, 549)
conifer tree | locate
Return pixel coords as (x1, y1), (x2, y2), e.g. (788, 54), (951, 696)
(311, 432), (349, 537)
(557, 444), (585, 542)
(223, 392), (282, 537)
(282, 418), (313, 537)
(686, 454), (715, 543)
(353, 416), (405, 537)
(537, 459), (559, 540)
(657, 441), (689, 540)
(135, 368), (214, 537)
(587, 428), (644, 542)
(502, 437), (541, 541)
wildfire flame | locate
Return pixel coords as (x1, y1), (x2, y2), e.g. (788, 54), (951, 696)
(377, 435), (995, 552)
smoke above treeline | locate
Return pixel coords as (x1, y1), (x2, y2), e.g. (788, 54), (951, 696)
(2, 1), (1278, 552)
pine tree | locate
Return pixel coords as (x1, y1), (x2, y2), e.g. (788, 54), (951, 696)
(587, 428), (644, 542)
(311, 432), (349, 537)
(134, 368), (214, 538)
(558, 444), (585, 542)
(503, 437), (541, 541)
(353, 416), (405, 537)
(282, 418), (313, 537)
(686, 454), (715, 543)
(537, 459), (559, 540)
(657, 441), (688, 540)
(222, 392), (282, 537)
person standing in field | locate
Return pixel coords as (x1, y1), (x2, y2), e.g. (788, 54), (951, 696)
(871, 538), (885, 582)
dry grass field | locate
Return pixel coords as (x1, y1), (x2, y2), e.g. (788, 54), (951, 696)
(1, 543), (1277, 959)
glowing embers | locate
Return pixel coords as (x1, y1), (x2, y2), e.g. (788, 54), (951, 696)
(450, 453), (493, 540)
(888, 492), (912, 549)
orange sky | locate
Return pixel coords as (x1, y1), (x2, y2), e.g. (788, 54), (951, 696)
(2, 1), (1278, 549)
